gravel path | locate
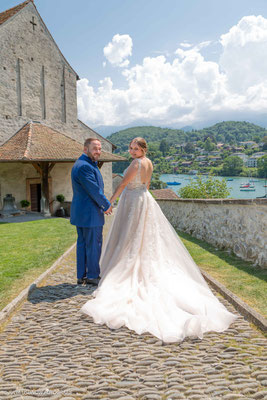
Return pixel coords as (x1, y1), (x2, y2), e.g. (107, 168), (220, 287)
(0, 248), (266, 400)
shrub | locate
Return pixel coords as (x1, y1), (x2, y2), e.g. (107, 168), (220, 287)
(179, 175), (230, 199)
(20, 199), (30, 208)
(56, 194), (65, 203)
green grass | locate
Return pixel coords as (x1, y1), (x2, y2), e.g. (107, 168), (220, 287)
(178, 230), (267, 317)
(0, 219), (76, 310)
(0, 219), (266, 320)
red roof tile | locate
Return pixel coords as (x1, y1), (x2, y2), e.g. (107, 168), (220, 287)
(0, 121), (126, 163)
(150, 188), (179, 200)
(0, 0), (33, 25)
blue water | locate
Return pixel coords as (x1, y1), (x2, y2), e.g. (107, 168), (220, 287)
(160, 174), (267, 199)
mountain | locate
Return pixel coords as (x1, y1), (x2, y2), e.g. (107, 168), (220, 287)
(107, 121), (267, 153)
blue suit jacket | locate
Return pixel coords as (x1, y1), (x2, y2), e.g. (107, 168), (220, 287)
(70, 154), (111, 227)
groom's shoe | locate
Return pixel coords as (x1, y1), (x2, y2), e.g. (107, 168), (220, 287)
(77, 277), (86, 285)
(86, 277), (100, 286)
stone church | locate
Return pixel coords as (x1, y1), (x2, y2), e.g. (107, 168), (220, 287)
(0, 0), (123, 215)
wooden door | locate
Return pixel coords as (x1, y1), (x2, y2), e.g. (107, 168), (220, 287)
(30, 183), (41, 212)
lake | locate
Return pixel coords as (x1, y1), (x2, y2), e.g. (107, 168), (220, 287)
(160, 174), (267, 199)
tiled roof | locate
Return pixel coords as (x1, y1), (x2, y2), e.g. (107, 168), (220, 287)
(150, 189), (179, 200)
(0, 121), (126, 163)
(0, 0), (33, 25)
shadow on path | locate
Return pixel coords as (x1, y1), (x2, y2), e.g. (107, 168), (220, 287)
(27, 283), (97, 304)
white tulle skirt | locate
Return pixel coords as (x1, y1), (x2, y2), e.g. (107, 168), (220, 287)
(81, 187), (237, 343)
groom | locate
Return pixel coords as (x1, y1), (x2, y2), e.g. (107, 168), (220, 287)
(70, 138), (112, 286)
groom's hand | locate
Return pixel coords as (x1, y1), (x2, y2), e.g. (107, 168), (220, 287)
(104, 205), (113, 215)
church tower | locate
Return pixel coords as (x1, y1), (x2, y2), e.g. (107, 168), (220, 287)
(0, 0), (123, 213)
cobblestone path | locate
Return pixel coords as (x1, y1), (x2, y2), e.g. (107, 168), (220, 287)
(0, 248), (266, 400)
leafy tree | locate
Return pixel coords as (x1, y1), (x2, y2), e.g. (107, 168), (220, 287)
(184, 142), (195, 153)
(150, 179), (167, 189)
(179, 176), (230, 199)
(150, 173), (167, 189)
(221, 156), (244, 176)
(204, 137), (215, 152)
(257, 155), (267, 178)
(159, 139), (169, 156)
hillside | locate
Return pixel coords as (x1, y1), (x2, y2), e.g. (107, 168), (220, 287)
(107, 121), (267, 153)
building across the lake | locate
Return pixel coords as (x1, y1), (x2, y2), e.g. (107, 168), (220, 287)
(0, 0), (124, 214)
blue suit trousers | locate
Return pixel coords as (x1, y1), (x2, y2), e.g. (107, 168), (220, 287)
(76, 226), (103, 279)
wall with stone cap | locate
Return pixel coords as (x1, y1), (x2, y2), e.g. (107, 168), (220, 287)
(156, 198), (267, 268)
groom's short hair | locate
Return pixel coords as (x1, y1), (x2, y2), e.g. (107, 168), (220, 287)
(84, 138), (101, 148)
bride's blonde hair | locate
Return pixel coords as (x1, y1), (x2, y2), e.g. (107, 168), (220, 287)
(129, 137), (148, 154)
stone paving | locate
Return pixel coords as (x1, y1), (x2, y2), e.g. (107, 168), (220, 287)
(0, 249), (266, 400)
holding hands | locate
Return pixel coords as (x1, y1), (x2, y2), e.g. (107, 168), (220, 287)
(104, 205), (113, 215)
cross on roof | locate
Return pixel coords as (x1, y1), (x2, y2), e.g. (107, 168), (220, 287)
(30, 16), (37, 31)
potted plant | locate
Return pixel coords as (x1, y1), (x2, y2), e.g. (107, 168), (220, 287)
(55, 194), (65, 217)
(20, 199), (30, 210)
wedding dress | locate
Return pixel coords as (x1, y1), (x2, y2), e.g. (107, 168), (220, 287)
(81, 159), (237, 343)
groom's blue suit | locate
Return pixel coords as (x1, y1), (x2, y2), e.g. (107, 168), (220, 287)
(70, 153), (111, 280)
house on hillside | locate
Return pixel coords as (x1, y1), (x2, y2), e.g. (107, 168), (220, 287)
(230, 153), (248, 163)
(247, 152), (266, 168)
(0, 0), (124, 215)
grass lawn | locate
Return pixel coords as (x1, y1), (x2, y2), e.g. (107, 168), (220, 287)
(178, 230), (267, 318)
(0, 219), (76, 311)
(0, 218), (266, 320)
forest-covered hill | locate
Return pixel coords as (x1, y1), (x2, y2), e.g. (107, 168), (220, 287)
(107, 121), (267, 153)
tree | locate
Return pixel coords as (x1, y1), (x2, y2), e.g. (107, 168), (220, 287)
(257, 155), (267, 178)
(204, 137), (215, 152)
(178, 176), (230, 199)
(221, 156), (243, 176)
(150, 173), (167, 189)
(159, 139), (169, 156)
(184, 142), (195, 153)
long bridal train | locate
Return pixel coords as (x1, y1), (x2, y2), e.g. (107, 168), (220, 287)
(81, 160), (237, 343)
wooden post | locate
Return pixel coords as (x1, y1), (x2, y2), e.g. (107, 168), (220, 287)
(40, 162), (50, 216)
(31, 162), (55, 215)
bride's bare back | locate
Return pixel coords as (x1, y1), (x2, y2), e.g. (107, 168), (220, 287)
(140, 157), (153, 186)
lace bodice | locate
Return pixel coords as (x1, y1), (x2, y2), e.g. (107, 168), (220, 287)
(124, 158), (147, 190)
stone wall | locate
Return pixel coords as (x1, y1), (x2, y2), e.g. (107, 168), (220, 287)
(0, 3), (112, 150)
(156, 198), (267, 268)
(0, 2), (114, 203)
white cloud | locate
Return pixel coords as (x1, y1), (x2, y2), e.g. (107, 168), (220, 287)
(78, 16), (267, 128)
(220, 15), (267, 92)
(103, 34), (133, 67)
(179, 42), (192, 48)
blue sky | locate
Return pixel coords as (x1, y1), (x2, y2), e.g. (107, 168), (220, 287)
(2, 0), (267, 132)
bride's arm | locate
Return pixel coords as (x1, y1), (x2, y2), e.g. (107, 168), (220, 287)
(109, 160), (139, 204)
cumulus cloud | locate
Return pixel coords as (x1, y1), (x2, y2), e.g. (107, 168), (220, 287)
(103, 34), (132, 67)
(220, 15), (267, 92)
(78, 16), (267, 128)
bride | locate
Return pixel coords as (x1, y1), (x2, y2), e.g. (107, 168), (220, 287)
(81, 137), (237, 343)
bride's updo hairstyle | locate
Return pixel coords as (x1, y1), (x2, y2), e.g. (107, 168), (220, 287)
(129, 137), (148, 155)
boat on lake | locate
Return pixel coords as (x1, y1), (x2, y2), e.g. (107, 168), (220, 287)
(227, 178), (233, 181)
(240, 187), (256, 191)
(240, 182), (255, 188)
(166, 181), (181, 185)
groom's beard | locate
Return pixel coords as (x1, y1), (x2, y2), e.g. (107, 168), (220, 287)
(86, 150), (100, 162)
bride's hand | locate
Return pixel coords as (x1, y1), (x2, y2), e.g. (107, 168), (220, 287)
(104, 205), (113, 215)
